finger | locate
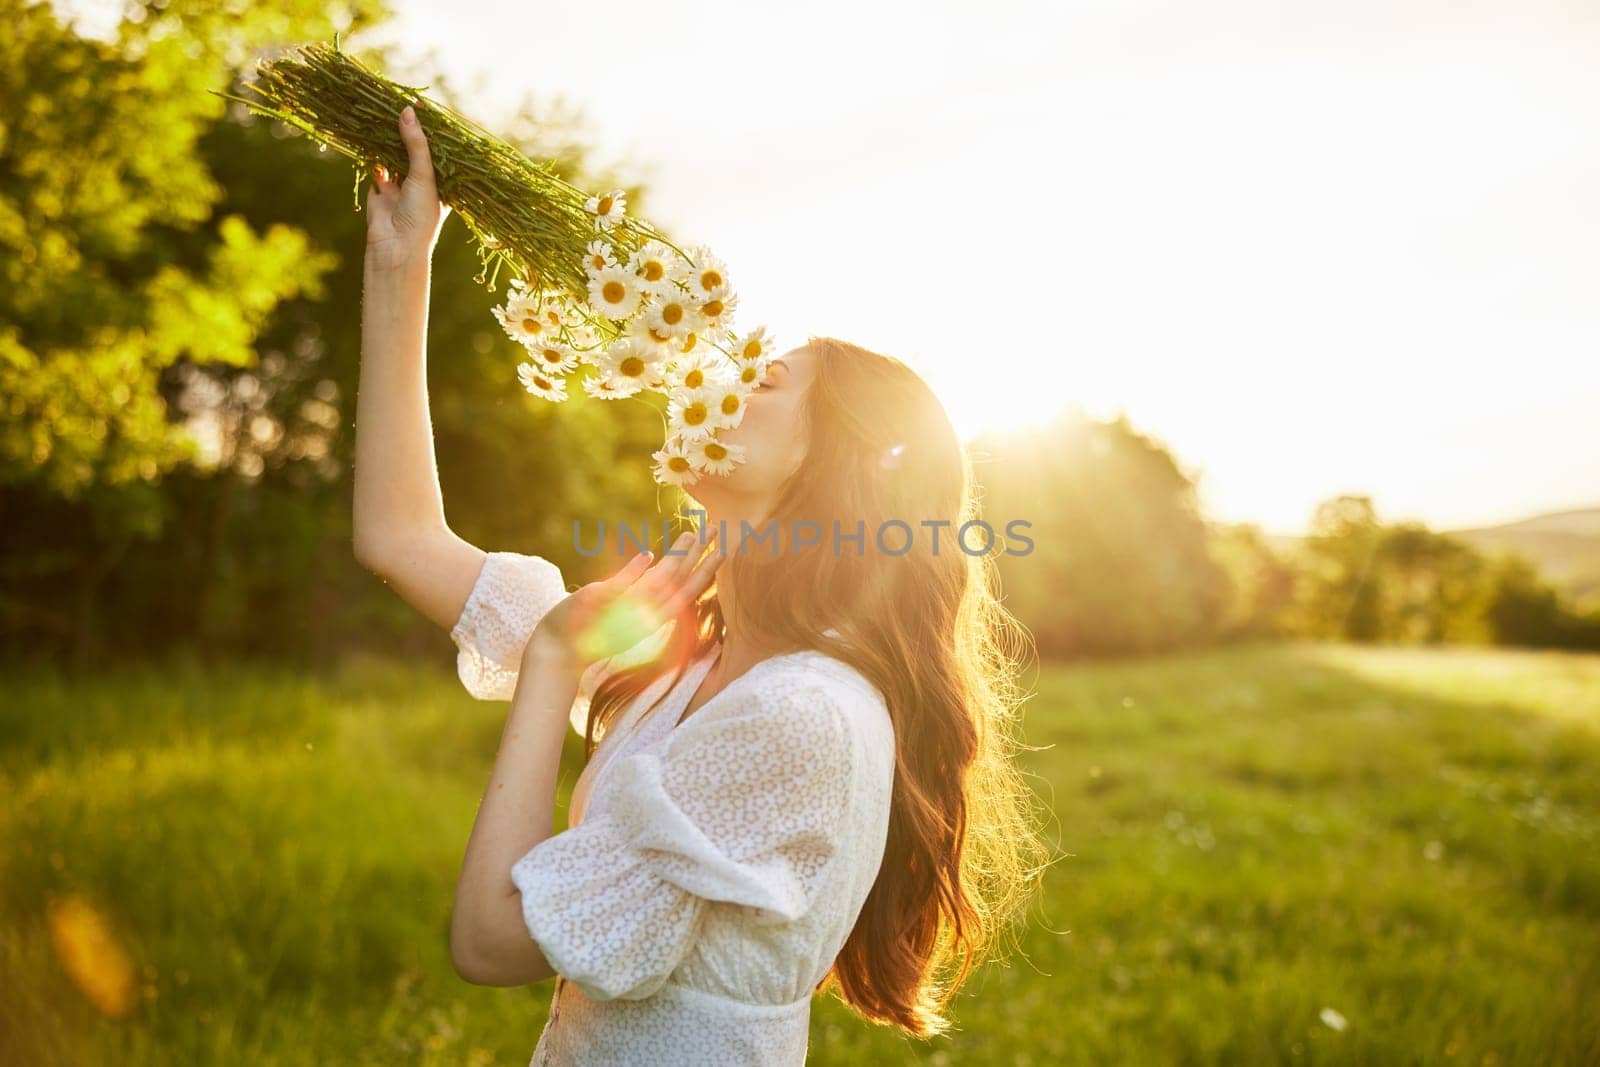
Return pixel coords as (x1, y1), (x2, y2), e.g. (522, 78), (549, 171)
(633, 530), (700, 598)
(397, 105), (434, 187)
(372, 162), (396, 193)
(646, 532), (721, 619)
(607, 549), (654, 586)
(365, 176), (390, 215)
(665, 537), (724, 613)
(657, 556), (722, 625)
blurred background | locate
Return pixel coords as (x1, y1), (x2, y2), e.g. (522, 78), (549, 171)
(3, 0), (1596, 1063)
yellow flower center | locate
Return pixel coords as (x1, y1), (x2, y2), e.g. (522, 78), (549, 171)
(602, 281), (625, 304)
(680, 333), (699, 352)
(720, 395), (740, 415)
(668, 456), (691, 472)
(740, 366), (758, 384)
(704, 442), (727, 460)
(684, 369), (704, 389)
(684, 404), (708, 426)
(534, 375), (553, 390)
(597, 195), (614, 215)
(620, 356), (645, 377)
(541, 348), (563, 364)
(702, 299), (724, 318)
(662, 303), (683, 325)
(521, 318), (540, 332)
(644, 262), (664, 281)
(742, 340), (763, 360)
(700, 270), (723, 290)
(649, 327), (672, 343)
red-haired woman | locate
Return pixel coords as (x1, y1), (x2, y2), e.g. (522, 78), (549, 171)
(353, 106), (1053, 1065)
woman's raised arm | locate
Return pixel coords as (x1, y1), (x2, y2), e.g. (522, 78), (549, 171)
(350, 105), (486, 631)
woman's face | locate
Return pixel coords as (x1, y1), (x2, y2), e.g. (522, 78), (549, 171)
(702, 344), (816, 495)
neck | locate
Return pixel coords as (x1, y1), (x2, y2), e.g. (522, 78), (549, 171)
(699, 496), (782, 677)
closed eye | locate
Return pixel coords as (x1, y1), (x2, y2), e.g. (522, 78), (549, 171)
(754, 359), (787, 392)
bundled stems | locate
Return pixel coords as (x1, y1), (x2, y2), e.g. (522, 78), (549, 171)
(210, 36), (695, 300)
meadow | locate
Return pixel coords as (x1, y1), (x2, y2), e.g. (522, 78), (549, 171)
(3, 641), (1596, 1065)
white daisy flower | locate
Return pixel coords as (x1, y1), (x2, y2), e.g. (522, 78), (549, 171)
(681, 244), (731, 298)
(585, 188), (628, 231)
(673, 331), (717, 360)
(705, 374), (749, 429)
(517, 362), (569, 402)
(534, 294), (586, 341)
(581, 370), (642, 400)
(493, 289), (555, 346)
(689, 435), (745, 476)
(731, 354), (770, 391)
(728, 326), (777, 365)
(600, 337), (666, 389)
(695, 287), (739, 334)
(526, 340), (581, 376)
(583, 239), (618, 277)
(642, 286), (705, 341)
(625, 313), (682, 362)
(585, 265), (644, 320)
(651, 436), (701, 487)
(666, 385), (720, 441)
(627, 240), (683, 296)
(666, 350), (726, 392)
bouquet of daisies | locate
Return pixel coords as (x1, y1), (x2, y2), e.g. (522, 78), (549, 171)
(217, 37), (777, 487)
(498, 214), (776, 488)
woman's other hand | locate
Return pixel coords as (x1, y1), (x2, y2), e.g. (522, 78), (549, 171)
(527, 531), (724, 676)
(365, 105), (451, 272)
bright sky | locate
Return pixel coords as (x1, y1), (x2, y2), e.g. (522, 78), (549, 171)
(58, 0), (1600, 535)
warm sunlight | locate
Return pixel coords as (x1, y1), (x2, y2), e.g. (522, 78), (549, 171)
(11, 4), (1599, 1065)
(339, 0), (1600, 537)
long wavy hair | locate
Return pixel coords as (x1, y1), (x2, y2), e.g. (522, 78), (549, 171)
(582, 335), (1055, 1037)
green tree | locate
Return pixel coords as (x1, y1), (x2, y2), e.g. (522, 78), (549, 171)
(0, 0), (387, 527)
(0, 2), (683, 665)
(972, 407), (1229, 658)
(1283, 495), (1600, 650)
(1290, 495), (1385, 639)
(1205, 520), (1297, 641)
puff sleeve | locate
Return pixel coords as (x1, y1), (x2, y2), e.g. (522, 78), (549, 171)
(450, 551), (679, 707)
(449, 551), (571, 701)
(508, 679), (857, 1002)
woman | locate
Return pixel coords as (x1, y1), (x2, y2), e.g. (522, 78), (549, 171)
(352, 107), (1053, 1065)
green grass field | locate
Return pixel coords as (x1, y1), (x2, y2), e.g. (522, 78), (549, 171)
(3, 641), (1596, 1065)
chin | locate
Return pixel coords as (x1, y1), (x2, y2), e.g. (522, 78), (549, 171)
(687, 467), (754, 507)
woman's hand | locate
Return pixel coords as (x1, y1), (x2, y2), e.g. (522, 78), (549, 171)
(365, 105), (452, 273)
(526, 530), (724, 676)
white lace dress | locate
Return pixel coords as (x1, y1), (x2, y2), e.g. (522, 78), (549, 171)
(448, 551), (897, 1066)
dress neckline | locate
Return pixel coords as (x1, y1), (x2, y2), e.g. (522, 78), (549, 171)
(675, 645), (725, 729)
(570, 642), (837, 827)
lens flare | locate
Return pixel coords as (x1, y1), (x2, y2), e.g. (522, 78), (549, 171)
(575, 592), (666, 662)
(47, 892), (138, 1018)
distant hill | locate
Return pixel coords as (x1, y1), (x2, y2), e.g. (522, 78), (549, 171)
(1448, 507), (1600, 608)
(1252, 506), (1600, 609)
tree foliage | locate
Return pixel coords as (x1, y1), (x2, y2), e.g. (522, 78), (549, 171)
(971, 408), (1231, 658)
(0, 0), (672, 665)
(0, 0), (386, 525)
